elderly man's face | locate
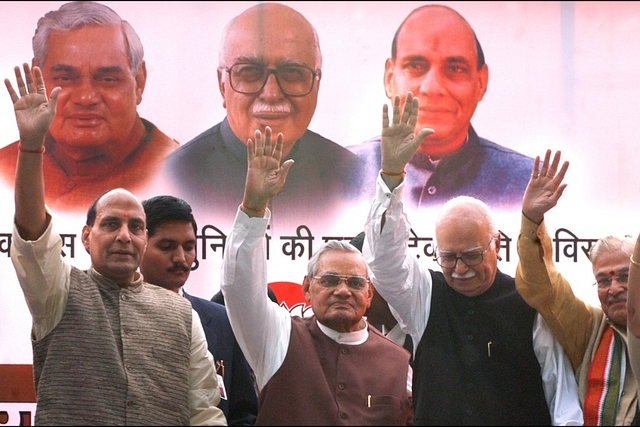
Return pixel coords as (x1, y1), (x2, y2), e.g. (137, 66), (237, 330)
(593, 251), (629, 328)
(384, 6), (488, 159)
(218, 5), (320, 154)
(436, 215), (499, 297)
(302, 250), (373, 333)
(81, 189), (147, 284)
(38, 24), (145, 157)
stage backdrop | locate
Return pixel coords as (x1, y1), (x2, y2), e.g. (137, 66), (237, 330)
(2, 2), (640, 424)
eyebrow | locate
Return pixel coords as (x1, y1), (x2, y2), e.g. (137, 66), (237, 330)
(49, 64), (125, 74)
(596, 266), (630, 277)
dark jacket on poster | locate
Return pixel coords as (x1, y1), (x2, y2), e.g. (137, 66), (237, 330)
(348, 125), (533, 210)
(162, 118), (367, 231)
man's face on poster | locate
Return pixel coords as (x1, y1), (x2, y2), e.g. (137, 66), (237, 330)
(37, 24), (145, 157)
(217, 9), (320, 151)
(384, 7), (488, 159)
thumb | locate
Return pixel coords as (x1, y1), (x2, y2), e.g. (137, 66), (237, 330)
(279, 159), (295, 181)
(414, 128), (434, 145)
(48, 86), (61, 114)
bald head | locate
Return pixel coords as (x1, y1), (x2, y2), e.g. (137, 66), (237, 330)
(392, 4), (484, 69)
(216, 2), (323, 154)
(219, 3), (321, 68)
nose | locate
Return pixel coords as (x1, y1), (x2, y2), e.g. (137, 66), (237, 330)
(452, 258), (470, 274)
(609, 277), (627, 295)
(419, 68), (445, 96)
(72, 78), (99, 105)
(259, 71), (285, 100)
(115, 225), (131, 243)
(332, 278), (353, 294)
(172, 247), (187, 263)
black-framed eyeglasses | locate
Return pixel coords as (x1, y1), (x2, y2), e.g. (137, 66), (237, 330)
(313, 274), (369, 291)
(592, 271), (629, 290)
(436, 239), (494, 269)
(224, 63), (318, 97)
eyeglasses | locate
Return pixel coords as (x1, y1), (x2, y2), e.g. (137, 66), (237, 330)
(313, 274), (370, 291)
(593, 272), (629, 290)
(224, 63), (318, 97)
(436, 240), (494, 269)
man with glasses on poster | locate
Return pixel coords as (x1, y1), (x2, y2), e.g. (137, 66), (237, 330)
(161, 2), (365, 230)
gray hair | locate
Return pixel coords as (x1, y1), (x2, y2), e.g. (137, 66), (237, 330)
(306, 240), (368, 278)
(436, 196), (499, 246)
(589, 235), (635, 265)
(32, 1), (144, 73)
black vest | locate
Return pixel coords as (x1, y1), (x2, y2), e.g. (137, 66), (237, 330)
(412, 270), (551, 426)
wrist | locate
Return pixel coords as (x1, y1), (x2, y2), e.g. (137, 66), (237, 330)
(18, 144), (45, 154)
(241, 202), (266, 216)
(380, 169), (406, 177)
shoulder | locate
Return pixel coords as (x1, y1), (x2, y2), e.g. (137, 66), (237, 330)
(298, 129), (363, 165)
(476, 137), (534, 168)
(165, 122), (224, 160)
(141, 118), (180, 149)
(345, 135), (381, 156)
(185, 293), (230, 320)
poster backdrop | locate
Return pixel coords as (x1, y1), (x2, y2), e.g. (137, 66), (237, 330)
(1, 1), (640, 423)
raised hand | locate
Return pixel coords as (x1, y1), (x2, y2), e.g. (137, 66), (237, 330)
(380, 92), (434, 177)
(242, 126), (294, 216)
(522, 149), (569, 224)
(4, 63), (60, 149)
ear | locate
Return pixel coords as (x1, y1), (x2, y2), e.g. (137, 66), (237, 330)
(383, 58), (395, 100)
(134, 61), (147, 105)
(494, 232), (501, 260)
(217, 67), (227, 109)
(366, 280), (374, 306)
(476, 63), (489, 103)
(81, 224), (91, 254)
(302, 276), (311, 301)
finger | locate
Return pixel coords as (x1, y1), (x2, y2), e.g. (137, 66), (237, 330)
(254, 129), (263, 156)
(401, 92), (413, 124)
(4, 78), (19, 103)
(33, 66), (46, 95)
(246, 137), (255, 162)
(548, 150), (561, 177)
(14, 66), (27, 97)
(539, 149), (551, 177)
(382, 104), (389, 129)
(531, 155), (540, 178)
(22, 63), (36, 94)
(263, 126), (272, 156)
(408, 96), (419, 127)
(392, 95), (400, 124)
(272, 132), (284, 162)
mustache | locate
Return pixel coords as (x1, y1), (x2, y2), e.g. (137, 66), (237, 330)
(451, 270), (476, 279)
(607, 293), (627, 305)
(168, 263), (190, 273)
(252, 102), (291, 114)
